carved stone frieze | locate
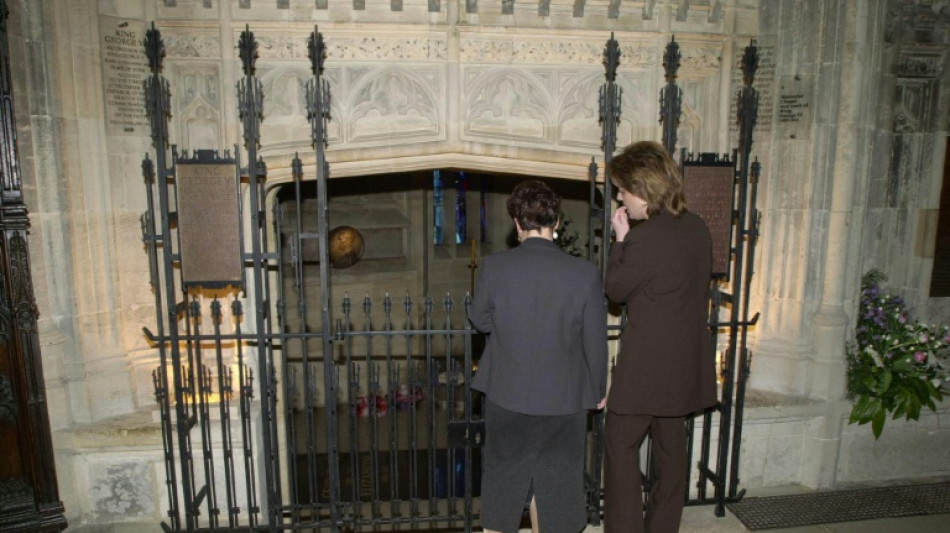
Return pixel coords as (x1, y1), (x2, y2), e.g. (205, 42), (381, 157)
(463, 68), (553, 141)
(171, 66), (222, 149)
(898, 50), (944, 77)
(680, 44), (722, 71)
(260, 67), (309, 118)
(894, 77), (937, 133)
(557, 71), (605, 148)
(617, 69), (653, 130)
(885, 0), (950, 44)
(460, 36), (657, 67)
(256, 34), (307, 59)
(173, 67), (220, 109)
(164, 34), (221, 58)
(330, 36), (448, 62)
(677, 101), (703, 152)
(251, 34), (449, 61)
(344, 66), (442, 142)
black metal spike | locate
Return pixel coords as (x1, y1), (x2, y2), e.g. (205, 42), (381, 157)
(238, 25), (257, 76)
(663, 36), (681, 84)
(603, 32), (621, 83)
(741, 39), (759, 87)
(307, 27), (326, 76)
(145, 23), (164, 75)
(291, 153), (302, 178)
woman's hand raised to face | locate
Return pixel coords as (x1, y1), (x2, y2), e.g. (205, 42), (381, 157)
(611, 207), (631, 242)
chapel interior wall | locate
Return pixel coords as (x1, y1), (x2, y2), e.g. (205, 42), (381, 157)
(7, 0), (950, 526)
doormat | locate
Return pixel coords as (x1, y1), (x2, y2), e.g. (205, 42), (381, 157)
(726, 481), (950, 530)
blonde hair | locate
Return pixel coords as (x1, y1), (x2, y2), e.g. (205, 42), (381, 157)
(607, 141), (686, 217)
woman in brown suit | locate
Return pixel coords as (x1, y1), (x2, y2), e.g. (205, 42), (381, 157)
(603, 141), (715, 533)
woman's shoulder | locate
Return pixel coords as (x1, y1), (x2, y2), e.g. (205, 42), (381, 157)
(660, 209), (708, 231)
(680, 210), (711, 233)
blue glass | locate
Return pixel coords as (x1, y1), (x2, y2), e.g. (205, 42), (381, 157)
(433, 170), (444, 245)
(455, 171), (467, 244)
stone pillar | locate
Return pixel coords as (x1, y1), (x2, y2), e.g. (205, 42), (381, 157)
(749, 0), (836, 397)
(803, 0), (887, 489)
(808, 1), (885, 402)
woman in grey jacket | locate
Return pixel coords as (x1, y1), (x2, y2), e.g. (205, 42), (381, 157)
(469, 180), (608, 533)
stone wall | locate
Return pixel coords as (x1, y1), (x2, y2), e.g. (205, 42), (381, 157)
(6, 0), (950, 529)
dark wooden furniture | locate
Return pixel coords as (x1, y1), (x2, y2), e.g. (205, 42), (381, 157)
(0, 1), (67, 530)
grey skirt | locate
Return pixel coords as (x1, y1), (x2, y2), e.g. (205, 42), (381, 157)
(480, 401), (588, 533)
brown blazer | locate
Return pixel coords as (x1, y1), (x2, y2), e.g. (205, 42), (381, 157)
(604, 210), (716, 416)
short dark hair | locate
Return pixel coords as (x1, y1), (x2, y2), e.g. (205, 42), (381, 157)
(607, 141), (686, 216)
(506, 180), (561, 231)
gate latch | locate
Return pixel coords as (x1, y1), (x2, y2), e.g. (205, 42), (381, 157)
(447, 420), (485, 448)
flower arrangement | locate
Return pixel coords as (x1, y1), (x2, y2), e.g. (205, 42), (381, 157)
(846, 270), (950, 438)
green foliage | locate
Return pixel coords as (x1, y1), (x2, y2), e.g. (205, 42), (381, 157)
(846, 270), (950, 439)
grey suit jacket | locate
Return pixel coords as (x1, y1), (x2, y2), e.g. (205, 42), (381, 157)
(469, 237), (608, 416)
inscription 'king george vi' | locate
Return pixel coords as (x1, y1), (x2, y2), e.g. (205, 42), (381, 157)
(176, 163), (243, 290)
(99, 17), (150, 136)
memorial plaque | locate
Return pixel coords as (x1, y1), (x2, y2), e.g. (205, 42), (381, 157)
(778, 75), (813, 139)
(177, 162), (243, 290)
(684, 163), (734, 278)
(729, 43), (776, 140)
(98, 17), (150, 136)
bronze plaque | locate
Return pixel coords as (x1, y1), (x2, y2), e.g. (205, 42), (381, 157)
(683, 164), (734, 278)
(177, 162), (243, 290)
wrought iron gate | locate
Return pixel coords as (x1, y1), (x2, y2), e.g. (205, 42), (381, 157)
(141, 25), (759, 533)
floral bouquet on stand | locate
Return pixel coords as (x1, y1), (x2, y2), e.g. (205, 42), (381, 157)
(846, 270), (950, 438)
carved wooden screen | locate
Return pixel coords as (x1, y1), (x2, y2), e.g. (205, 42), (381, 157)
(0, 1), (67, 531)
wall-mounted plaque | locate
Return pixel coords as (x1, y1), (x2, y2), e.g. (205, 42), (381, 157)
(98, 16), (149, 136)
(683, 159), (734, 279)
(176, 161), (243, 290)
(778, 75), (813, 140)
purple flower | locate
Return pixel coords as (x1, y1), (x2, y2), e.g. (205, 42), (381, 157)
(920, 333), (930, 343)
(914, 351), (927, 363)
(898, 315), (906, 324)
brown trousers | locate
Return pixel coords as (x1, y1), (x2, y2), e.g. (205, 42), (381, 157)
(603, 411), (687, 533)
